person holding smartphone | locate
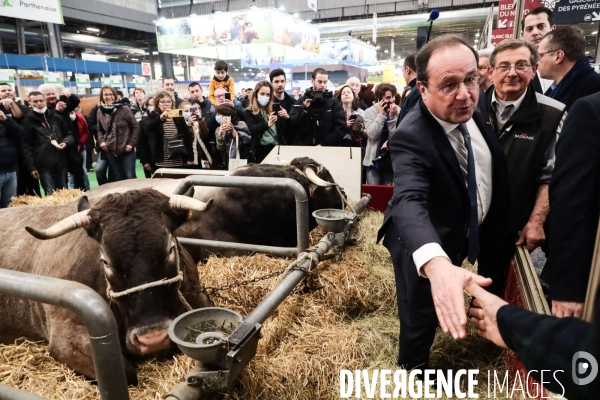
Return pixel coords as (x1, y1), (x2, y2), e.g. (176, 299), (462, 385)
(244, 81), (292, 163)
(181, 101), (212, 168)
(215, 104), (251, 169)
(334, 84), (365, 148)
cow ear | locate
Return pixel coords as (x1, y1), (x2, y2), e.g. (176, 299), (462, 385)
(308, 184), (318, 198)
(77, 196), (91, 212)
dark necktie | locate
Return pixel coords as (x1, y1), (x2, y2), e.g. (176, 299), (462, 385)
(457, 124), (479, 264)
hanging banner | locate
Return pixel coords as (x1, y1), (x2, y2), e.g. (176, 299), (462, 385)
(75, 73), (90, 88)
(372, 13), (377, 44)
(101, 77), (111, 87)
(76, 87), (87, 95)
(141, 62), (152, 76)
(552, 0), (600, 24)
(134, 76), (146, 87)
(109, 75), (123, 88)
(43, 73), (61, 85)
(307, 0), (317, 12)
(0, 69), (15, 85)
(0, 0), (64, 25)
(491, 0), (543, 45)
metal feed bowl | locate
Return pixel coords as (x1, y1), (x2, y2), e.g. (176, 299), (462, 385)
(312, 209), (356, 233)
(168, 307), (243, 365)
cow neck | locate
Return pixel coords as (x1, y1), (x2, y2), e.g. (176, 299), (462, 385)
(104, 237), (192, 311)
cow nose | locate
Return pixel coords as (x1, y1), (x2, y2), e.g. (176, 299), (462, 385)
(130, 329), (171, 355)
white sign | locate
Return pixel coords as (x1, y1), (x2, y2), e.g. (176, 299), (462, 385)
(43, 73), (61, 85)
(0, 0), (64, 25)
(307, 0), (317, 12)
(109, 75), (123, 87)
(372, 13), (377, 44)
(75, 73), (90, 88)
(134, 76), (146, 87)
(0, 69), (15, 84)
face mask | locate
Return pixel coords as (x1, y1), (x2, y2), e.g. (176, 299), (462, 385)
(258, 95), (270, 107)
(33, 107), (47, 114)
(148, 106), (155, 112)
(183, 112), (191, 121)
(70, 114), (76, 121)
(216, 115), (223, 125)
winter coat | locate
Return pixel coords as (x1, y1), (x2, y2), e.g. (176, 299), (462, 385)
(289, 96), (347, 146)
(362, 104), (398, 167)
(216, 121), (251, 160)
(96, 104), (140, 155)
(208, 75), (235, 105)
(21, 110), (75, 171)
(142, 111), (194, 164)
(0, 116), (23, 169)
(244, 109), (292, 159)
(73, 112), (89, 150)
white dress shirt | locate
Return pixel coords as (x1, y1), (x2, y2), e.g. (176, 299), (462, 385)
(412, 115), (493, 277)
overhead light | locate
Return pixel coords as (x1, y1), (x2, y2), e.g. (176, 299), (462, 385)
(131, 58), (139, 61)
(375, 46), (380, 49)
(305, 19), (311, 23)
(250, 5), (257, 9)
(586, 51), (590, 54)
(293, 13), (299, 17)
(592, 31), (598, 35)
(235, 68), (239, 71)
(278, 6), (285, 11)
(411, 38), (414, 41)
(476, 33), (480, 37)
(86, 27), (100, 32)
(384, 50), (389, 53)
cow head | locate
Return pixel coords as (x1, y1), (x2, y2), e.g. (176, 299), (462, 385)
(25, 189), (213, 357)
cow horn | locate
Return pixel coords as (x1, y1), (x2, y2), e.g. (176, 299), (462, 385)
(279, 159), (291, 166)
(304, 167), (335, 187)
(169, 195), (214, 212)
(25, 210), (91, 240)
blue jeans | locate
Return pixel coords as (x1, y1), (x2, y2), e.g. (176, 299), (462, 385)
(68, 149), (90, 191)
(105, 151), (137, 181)
(39, 167), (67, 196)
(366, 168), (393, 185)
(0, 167), (17, 208)
(95, 151), (110, 185)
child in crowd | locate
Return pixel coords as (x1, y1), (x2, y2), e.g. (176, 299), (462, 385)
(208, 60), (235, 106)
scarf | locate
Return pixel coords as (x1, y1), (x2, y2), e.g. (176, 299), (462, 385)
(99, 101), (123, 115)
(545, 58), (593, 102)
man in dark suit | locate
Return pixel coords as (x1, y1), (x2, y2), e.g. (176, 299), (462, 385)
(538, 27), (600, 111)
(521, 7), (556, 94)
(541, 92), (600, 318)
(378, 34), (514, 370)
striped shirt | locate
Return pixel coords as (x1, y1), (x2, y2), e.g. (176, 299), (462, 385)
(156, 119), (184, 168)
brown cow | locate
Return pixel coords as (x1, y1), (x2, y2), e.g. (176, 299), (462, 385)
(0, 189), (212, 384)
(78, 96), (99, 117)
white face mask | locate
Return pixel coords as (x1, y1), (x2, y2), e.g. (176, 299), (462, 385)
(258, 95), (270, 107)
(183, 112), (191, 121)
(33, 107), (47, 114)
(215, 115), (223, 125)
(70, 114), (76, 121)
(148, 106), (155, 112)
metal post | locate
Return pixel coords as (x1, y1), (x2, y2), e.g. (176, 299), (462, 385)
(173, 176), (309, 256)
(46, 23), (60, 58)
(0, 269), (129, 400)
(16, 20), (26, 55)
(0, 383), (47, 400)
(54, 23), (63, 58)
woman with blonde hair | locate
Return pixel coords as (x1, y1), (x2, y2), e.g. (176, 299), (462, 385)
(244, 81), (292, 163)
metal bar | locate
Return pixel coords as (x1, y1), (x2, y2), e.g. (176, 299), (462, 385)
(244, 195), (371, 327)
(16, 19), (26, 55)
(177, 238), (297, 258)
(46, 23), (60, 58)
(0, 383), (47, 400)
(173, 176), (309, 256)
(0, 269), (129, 400)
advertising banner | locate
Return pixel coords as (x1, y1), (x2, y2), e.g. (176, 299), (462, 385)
(134, 76), (146, 87)
(109, 75), (123, 88)
(101, 77), (111, 87)
(0, 0), (63, 25)
(0, 69), (15, 85)
(141, 62), (152, 76)
(491, 0), (543, 46)
(551, 0), (600, 24)
(75, 74), (90, 88)
(43, 72), (61, 85)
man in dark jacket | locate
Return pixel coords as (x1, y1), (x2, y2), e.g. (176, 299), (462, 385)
(0, 108), (24, 207)
(270, 69), (295, 113)
(188, 82), (214, 117)
(485, 39), (566, 253)
(21, 91), (74, 195)
(289, 68), (346, 146)
(397, 53), (419, 124)
(538, 26), (600, 110)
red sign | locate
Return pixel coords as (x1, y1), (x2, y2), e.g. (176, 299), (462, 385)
(491, 0), (543, 46)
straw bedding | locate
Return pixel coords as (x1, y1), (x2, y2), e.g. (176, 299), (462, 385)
(1, 191), (514, 399)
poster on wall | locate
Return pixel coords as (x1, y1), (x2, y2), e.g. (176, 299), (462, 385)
(43, 73), (61, 85)
(109, 75), (123, 88)
(0, 0), (64, 25)
(75, 74), (91, 88)
(101, 77), (111, 87)
(0, 69), (15, 85)
(134, 76), (146, 87)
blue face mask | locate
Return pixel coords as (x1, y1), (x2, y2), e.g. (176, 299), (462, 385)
(183, 112), (191, 121)
(216, 115), (223, 124)
(258, 95), (270, 107)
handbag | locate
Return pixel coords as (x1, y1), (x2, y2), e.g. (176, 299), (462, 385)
(166, 137), (189, 159)
(66, 148), (84, 175)
(228, 133), (247, 171)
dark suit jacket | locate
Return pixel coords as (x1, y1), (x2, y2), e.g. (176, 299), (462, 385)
(397, 82), (420, 124)
(550, 68), (600, 111)
(378, 100), (513, 294)
(541, 92), (600, 302)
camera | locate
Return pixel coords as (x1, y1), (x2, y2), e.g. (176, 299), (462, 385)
(304, 88), (333, 101)
(372, 149), (390, 164)
(168, 109), (183, 118)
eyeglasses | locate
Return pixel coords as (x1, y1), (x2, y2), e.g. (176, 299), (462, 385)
(539, 49), (560, 57)
(159, 100), (172, 104)
(494, 63), (532, 74)
(422, 75), (481, 96)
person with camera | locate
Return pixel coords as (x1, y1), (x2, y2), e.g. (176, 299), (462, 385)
(335, 84), (365, 148)
(245, 81), (292, 163)
(290, 68), (346, 146)
(142, 91), (193, 172)
(215, 104), (251, 170)
(363, 83), (399, 185)
(96, 86), (139, 181)
(180, 101), (215, 169)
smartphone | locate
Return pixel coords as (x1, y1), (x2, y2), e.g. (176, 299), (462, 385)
(190, 106), (198, 114)
(272, 103), (281, 112)
(224, 93), (231, 101)
(168, 109), (183, 118)
(222, 116), (231, 124)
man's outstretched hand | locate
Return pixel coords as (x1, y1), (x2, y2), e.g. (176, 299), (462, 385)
(423, 257), (493, 340)
(466, 280), (509, 348)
